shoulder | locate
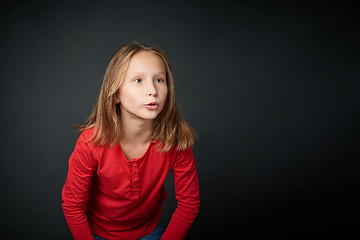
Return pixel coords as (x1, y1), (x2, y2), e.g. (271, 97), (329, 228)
(79, 128), (95, 141)
(78, 128), (100, 147)
(152, 142), (191, 159)
(76, 128), (105, 158)
(175, 146), (193, 158)
(153, 142), (193, 155)
(174, 145), (193, 155)
(171, 146), (197, 171)
(73, 128), (95, 152)
(171, 145), (194, 164)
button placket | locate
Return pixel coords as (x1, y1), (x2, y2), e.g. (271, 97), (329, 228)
(131, 162), (140, 199)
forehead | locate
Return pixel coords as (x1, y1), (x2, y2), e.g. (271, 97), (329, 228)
(126, 51), (166, 74)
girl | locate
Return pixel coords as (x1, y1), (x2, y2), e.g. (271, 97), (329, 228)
(62, 42), (200, 240)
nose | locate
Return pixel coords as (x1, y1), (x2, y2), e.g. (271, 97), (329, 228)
(147, 81), (157, 96)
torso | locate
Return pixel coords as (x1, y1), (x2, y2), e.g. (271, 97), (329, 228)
(120, 141), (151, 160)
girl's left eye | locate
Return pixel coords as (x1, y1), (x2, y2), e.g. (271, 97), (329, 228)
(155, 79), (164, 83)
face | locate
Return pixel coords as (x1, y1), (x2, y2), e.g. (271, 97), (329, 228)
(117, 51), (168, 122)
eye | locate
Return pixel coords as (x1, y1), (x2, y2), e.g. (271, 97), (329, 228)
(155, 79), (164, 83)
(134, 79), (142, 83)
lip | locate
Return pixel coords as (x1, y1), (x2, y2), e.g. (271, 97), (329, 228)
(144, 102), (159, 110)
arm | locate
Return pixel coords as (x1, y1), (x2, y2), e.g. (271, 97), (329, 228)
(161, 148), (200, 240)
(62, 132), (97, 240)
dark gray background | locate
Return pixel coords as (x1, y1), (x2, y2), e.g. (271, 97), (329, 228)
(1, 0), (359, 239)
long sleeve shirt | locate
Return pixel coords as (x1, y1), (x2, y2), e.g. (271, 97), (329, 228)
(62, 128), (200, 240)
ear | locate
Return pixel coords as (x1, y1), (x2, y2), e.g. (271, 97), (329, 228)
(115, 93), (120, 104)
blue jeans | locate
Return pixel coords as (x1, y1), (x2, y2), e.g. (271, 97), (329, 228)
(93, 219), (164, 240)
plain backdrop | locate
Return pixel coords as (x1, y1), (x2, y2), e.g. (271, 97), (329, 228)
(1, 0), (359, 239)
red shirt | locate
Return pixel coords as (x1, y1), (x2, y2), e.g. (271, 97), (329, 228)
(62, 129), (200, 240)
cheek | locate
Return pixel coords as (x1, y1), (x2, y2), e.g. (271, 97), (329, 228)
(162, 85), (168, 98)
(120, 87), (137, 102)
(162, 89), (169, 106)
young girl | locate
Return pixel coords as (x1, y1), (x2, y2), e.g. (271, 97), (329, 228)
(62, 42), (200, 240)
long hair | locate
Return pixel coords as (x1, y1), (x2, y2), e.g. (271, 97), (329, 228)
(78, 41), (197, 151)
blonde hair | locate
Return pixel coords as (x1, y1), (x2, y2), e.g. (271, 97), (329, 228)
(78, 41), (197, 151)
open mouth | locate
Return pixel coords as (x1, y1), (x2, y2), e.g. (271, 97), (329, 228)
(145, 102), (159, 109)
(146, 102), (158, 106)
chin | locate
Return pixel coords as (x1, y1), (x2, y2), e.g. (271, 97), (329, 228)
(137, 112), (159, 120)
(144, 114), (160, 120)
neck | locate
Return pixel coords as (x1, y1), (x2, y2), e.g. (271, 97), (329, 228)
(120, 115), (154, 145)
